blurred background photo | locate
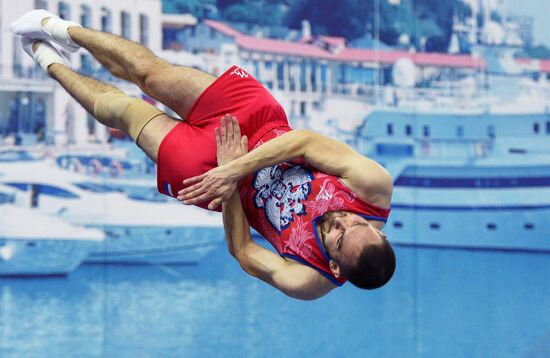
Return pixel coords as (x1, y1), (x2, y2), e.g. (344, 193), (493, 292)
(0, 0), (549, 357)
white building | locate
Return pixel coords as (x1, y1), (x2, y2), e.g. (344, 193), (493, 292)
(0, 0), (162, 145)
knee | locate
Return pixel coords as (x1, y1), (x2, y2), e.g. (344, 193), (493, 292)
(141, 63), (176, 93)
(94, 92), (164, 142)
(131, 56), (169, 87)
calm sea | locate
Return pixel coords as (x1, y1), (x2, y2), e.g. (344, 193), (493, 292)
(1, 242), (549, 358)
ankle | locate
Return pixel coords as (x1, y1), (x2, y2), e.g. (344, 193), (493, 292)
(47, 62), (64, 76)
(32, 40), (40, 53)
(41, 17), (51, 27)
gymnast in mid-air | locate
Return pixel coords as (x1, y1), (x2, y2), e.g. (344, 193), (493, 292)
(11, 10), (395, 300)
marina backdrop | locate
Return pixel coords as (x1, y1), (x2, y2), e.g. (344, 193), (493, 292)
(1, 0), (549, 357)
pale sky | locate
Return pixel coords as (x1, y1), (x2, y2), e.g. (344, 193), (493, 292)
(506, 0), (550, 46)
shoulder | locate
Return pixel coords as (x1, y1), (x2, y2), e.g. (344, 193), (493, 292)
(278, 258), (338, 300)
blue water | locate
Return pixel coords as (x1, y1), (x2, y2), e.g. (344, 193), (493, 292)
(1, 243), (549, 358)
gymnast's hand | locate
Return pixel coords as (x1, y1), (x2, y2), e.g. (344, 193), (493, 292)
(177, 114), (247, 210)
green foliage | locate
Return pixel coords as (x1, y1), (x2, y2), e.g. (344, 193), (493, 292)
(162, 0), (475, 52)
(284, 0), (468, 51)
(222, 1), (284, 26)
(163, 0), (216, 16)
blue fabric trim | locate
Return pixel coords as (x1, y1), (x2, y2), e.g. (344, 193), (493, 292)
(164, 181), (173, 196)
(311, 215), (332, 263)
(358, 214), (387, 223)
(283, 253), (343, 287)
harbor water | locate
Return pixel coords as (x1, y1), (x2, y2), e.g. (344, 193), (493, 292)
(1, 241), (549, 358)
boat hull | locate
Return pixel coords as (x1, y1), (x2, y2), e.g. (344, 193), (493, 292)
(0, 238), (98, 276)
(85, 226), (224, 264)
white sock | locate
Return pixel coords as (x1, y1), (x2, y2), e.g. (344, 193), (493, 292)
(10, 9), (81, 52)
(22, 38), (67, 73)
(42, 17), (82, 52)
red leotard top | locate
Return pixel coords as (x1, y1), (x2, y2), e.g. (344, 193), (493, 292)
(238, 127), (391, 286)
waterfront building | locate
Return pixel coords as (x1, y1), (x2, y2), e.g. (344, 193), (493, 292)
(172, 19), (550, 131)
(0, 0), (162, 145)
(507, 15), (534, 46)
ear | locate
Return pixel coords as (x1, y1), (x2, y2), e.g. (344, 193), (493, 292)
(329, 260), (341, 278)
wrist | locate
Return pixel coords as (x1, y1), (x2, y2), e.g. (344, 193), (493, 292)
(223, 160), (244, 181)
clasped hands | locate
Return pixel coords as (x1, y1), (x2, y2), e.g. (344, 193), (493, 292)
(176, 114), (248, 210)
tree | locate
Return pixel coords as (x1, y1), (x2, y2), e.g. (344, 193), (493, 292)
(221, 1), (284, 26)
(163, 0), (216, 17)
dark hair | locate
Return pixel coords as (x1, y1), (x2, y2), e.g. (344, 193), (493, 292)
(344, 237), (396, 290)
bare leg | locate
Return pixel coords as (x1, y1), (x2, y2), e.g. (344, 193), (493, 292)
(47, 62), (178, 162)
(66, 26), (215, 119)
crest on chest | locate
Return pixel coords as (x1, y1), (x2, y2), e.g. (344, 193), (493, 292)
(253, 164), (314, 233)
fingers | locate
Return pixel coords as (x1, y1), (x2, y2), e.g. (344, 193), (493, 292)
(221, 115), (227, 143)
(226, 114), (234, 142)
(207, 198), (223, 210)
(177, 185), (208, 202)
(241, 135), (248, 154)
(181, 191), (215, 206)
(215, 127), (221, 147)
(231, 116), (240, 138)
(180, 174), (206, 190)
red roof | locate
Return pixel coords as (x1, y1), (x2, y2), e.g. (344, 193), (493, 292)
(516, 58), (550, 73)
(203, 19), (242, 38)
(540, 60), (550, 73)
(204, 20), (484, 69)
(337, 48), (485, 69)
(237, 35), (334, 59)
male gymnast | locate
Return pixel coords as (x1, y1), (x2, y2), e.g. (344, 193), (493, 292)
(11, 10), (395, 300)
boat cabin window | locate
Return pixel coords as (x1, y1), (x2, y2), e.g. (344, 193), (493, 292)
(73, 182), (119, 193)
(0, 151), (34, 162)
(524, 223), (535, 230)
(405, 125), (412, 136)
(546, 121), (550, 134)
(0, 192), (15, 204)
(4, 182), (28, 191)
(422, 125), (430, 137)
(3, 182), (79, 199)
(429, 222), (440, 230)
(533, 122), (540, 134)
(456, 126), (464, 138)
(387, 123), (393, 136)
(36, 184), (79, 199)
(487, 125), (495, 138)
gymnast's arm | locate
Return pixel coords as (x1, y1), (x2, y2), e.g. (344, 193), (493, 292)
(179, 129), (392, 209)
(222, 190), (336, 300)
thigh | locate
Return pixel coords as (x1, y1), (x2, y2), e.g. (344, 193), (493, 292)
(155, 122), (218, 211)
(143, 66), (216, 120)
(136, 114), (180, 163)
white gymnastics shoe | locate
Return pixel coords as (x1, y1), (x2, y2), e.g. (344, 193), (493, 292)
(10, 9), (81, 52)
(22, 38), (68, 73)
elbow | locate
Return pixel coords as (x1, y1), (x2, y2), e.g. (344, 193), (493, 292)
(234, 249), (254, 275)
(293, 129), (315, 143)
(292, 129), (316, 157)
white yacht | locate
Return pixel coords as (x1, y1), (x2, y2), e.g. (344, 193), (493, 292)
(0, 185), (105, 276)
(0, 161), (224, 264)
